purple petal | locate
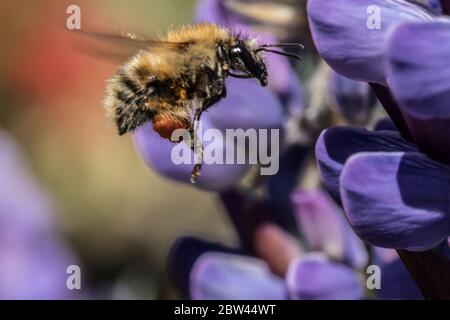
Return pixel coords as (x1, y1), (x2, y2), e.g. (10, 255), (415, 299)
(292, 190), (368, 269)
(386, 20), (450, 164)
(0, 236), (78, 299)
(0, 131), (55, 236)
(307, 0), (433, 84)
(340, 152), (450, 251)
(194, 0), (228, 24)
(134, 118), (249, 191)
(190, 252), (287, 300)
(315, 126), (417, 202)
(286, 253), (364, 300)
(0, 131), (79, 299)
(205, 77), (284, 131)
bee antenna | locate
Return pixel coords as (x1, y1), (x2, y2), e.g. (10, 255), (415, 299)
(255, 48), (302, 61)
(260, 43), (304, 50)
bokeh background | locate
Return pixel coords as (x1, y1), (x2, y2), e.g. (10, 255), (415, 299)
(2, 0), (431, 300)
(0, 0), (238, 299)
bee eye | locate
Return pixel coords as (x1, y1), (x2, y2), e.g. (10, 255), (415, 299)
(229, 46), (243, 61)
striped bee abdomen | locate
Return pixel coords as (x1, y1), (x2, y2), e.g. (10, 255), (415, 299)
(105, 68), (159, 135)
(105, 59), (197, 135)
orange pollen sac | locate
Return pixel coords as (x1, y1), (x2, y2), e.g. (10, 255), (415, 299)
(152, 114), (189, 141)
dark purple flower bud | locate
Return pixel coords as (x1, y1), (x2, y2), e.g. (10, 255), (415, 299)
(340, 152), (450, 251)
(307, 0), (433, 85)
(286, 253), (364, 300)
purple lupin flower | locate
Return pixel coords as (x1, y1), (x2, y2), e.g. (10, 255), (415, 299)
(308, 0), (450, 298)
(168, 189), (368, 300)
(190, 252), (287, 300)
(287, 190), (366, 300)
(0, 130), (79, 299)
(168, 236), (288, 300)
(307, 0), (434, 85)
(385, 20), (450, 165)
(286, 253), (364, 300)
(315, 127), (418, 203)
(341, 151), (450, 251)
(169, 235), (365, 300)
(310, 2), (450, 252)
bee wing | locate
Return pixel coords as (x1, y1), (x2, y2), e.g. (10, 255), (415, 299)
(71, 30), (192, 63)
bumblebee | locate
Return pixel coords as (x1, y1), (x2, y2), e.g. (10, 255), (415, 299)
(97, 23), (302, 182)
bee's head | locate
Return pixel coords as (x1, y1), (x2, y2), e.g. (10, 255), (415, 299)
(227, 39), (303, 87)
(228, 40), (268, 87)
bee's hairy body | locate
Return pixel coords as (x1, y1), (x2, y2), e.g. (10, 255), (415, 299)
(104, 24), (267, 137)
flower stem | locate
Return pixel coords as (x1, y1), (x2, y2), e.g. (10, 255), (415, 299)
(369, 83), (413, 142)
(441, 0), (450, 15)
(397, 250), (450, 299)
(219, 189), (270, 253)
(371, 82), (450, 299)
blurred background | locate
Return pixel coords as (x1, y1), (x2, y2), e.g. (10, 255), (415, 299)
(1, 0), (404, 300)
(0, 0), (239, 299)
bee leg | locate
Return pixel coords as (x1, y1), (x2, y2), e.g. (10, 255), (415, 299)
(190, 107), (203, 183)
(202, 71), (227, 113)
(189, 83), (225, 182)
(190, 87), (227, 183)
(189, 67), (227, 183)
(228, 72), (252, 79)
(217, 44), (230, 71)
